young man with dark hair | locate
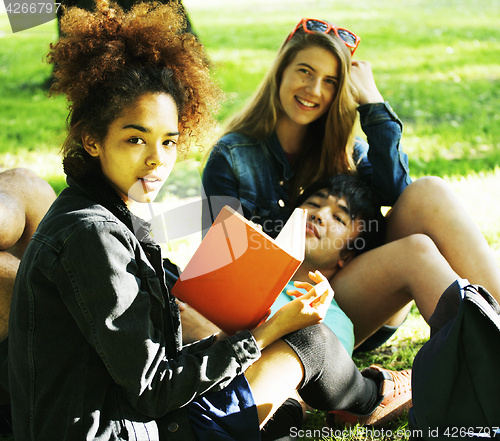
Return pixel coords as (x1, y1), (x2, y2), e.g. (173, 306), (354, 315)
(269, 174), (384, 356)
(267, 173), (463, 426)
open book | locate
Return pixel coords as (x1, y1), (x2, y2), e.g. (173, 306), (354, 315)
(172, 205), (306, 334)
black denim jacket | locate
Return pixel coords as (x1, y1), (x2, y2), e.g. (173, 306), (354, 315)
(8, 171), (261, 440)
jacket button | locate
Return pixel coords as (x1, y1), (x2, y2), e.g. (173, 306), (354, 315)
(279, 180), (284, 186)
(168, 422), (179, 432)
(278, 199), (285, 207)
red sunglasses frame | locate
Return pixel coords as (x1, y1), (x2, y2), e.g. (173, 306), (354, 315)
(286, 18), (361, 56)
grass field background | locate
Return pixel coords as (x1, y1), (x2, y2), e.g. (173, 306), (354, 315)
(1, 0), (500, 439)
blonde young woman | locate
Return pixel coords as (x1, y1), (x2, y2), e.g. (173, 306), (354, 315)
(202, 18), (409, 239)
(202, 18), (500, 352)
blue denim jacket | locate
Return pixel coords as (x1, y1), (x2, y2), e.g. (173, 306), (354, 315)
(8, 172), (261, 441)
(202, 102), (411, 238)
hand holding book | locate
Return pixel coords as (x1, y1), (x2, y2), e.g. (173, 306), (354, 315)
(172, 206), (307, 334)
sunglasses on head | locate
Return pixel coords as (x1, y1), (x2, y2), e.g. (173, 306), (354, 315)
(286, 18), (360, 56)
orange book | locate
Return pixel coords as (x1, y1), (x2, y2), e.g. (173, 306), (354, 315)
(172, 205), (306, 334)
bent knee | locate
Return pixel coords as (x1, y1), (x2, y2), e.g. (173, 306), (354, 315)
(393, 177), (454, 221)
(401, 233), (439, 257)
(404, 176), (451, 199)
(282, 324), (339, 361)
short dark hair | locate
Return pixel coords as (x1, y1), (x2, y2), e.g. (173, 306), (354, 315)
(296, 174), (385, 254)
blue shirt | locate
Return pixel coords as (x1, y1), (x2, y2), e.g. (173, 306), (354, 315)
(270, 281), (355, 355)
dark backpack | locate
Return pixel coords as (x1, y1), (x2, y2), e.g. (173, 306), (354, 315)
(409, 280), (500, 440)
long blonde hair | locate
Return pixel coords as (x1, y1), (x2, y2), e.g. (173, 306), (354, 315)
(223, 29), (359, 201)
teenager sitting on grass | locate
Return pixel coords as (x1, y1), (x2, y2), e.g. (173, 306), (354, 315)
(270, 174), (467, 425)
(7, 2), (414, 440)
(201, 17), (500, 354)
(254, 172), (500, 426)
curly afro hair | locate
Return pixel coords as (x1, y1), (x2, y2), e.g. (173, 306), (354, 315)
(48, 0), (222, 177)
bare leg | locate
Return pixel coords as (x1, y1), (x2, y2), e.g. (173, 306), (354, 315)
(385, 177), (500, 301)
(0, 169), (56, 341)
(332, 234), (459, 346)
(179, 302), (221, 344)
(0, 252), (20, 341)
(384, 303), (413, 328)
(245, 339), (304, 427)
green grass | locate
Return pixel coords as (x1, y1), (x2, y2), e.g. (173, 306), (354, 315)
(2, 0), (500, 182)
(298, 306), (429, 440)
(1, 0), (500, 439)
(186, 0), (500, 179)
(0, 10), (67, 193)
